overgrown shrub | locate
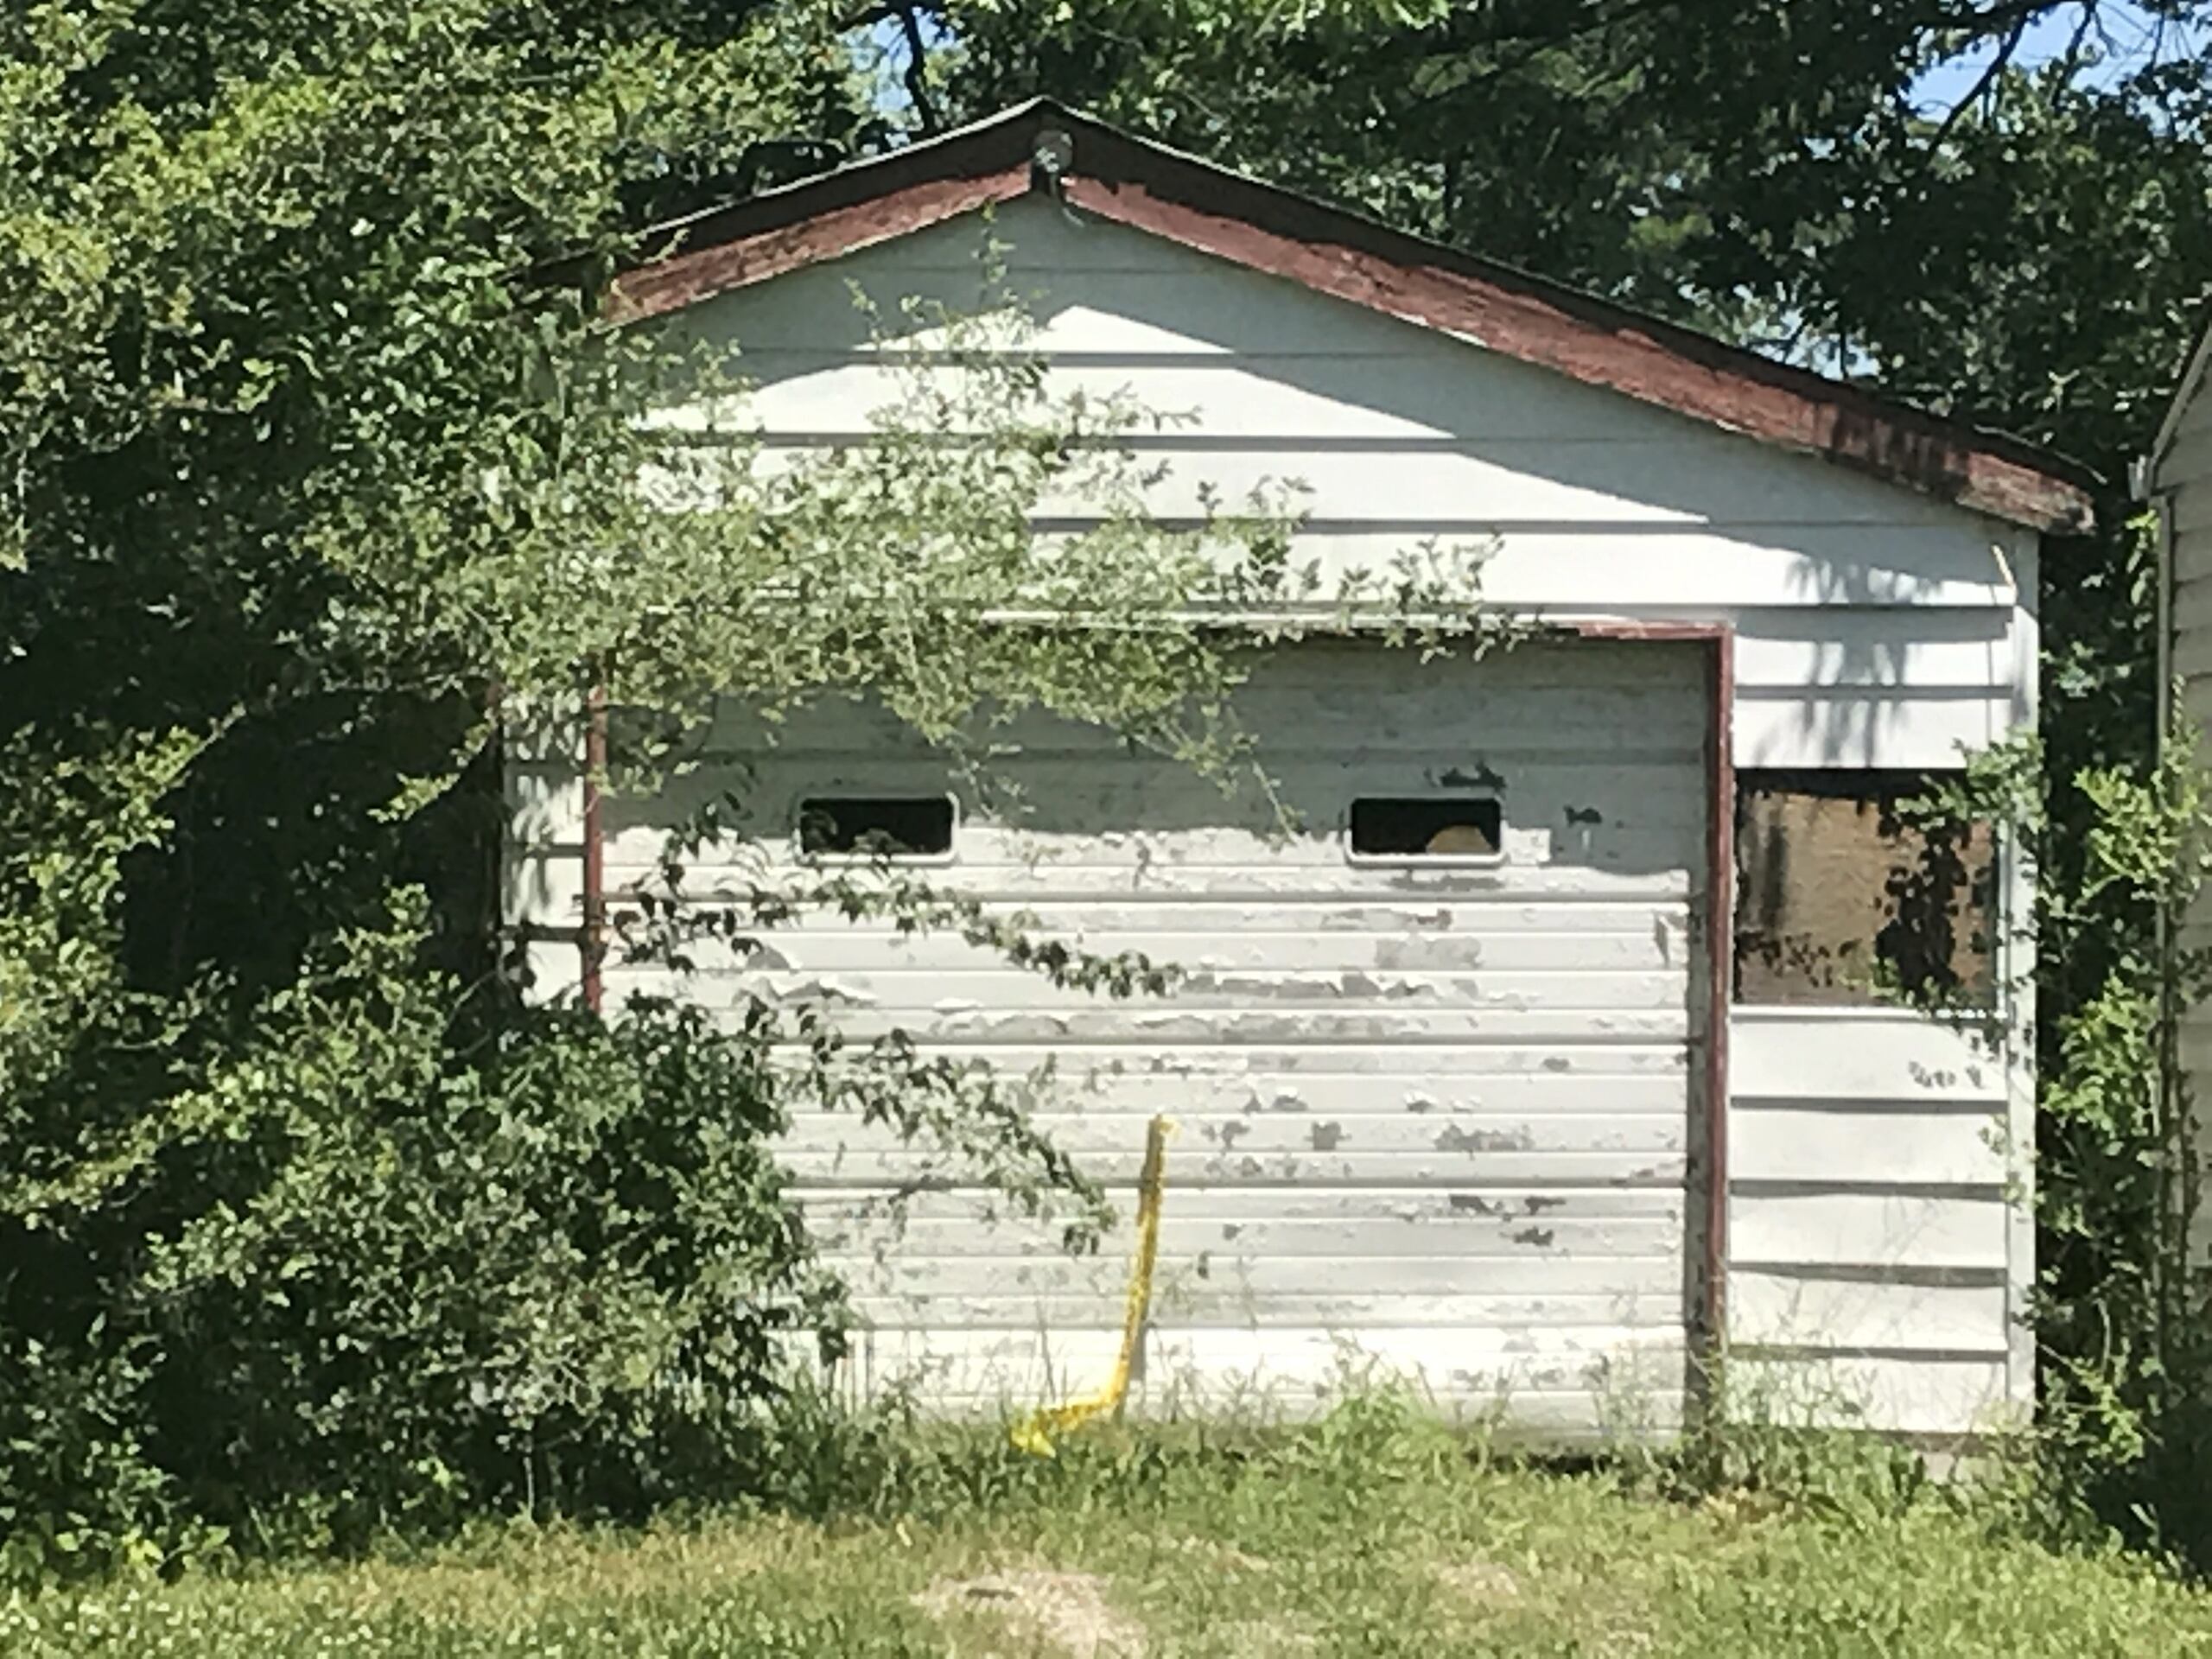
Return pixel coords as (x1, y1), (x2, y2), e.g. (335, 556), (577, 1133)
(1, 891), (853, 1574)
(0, 1), (1368, 1582)
(1896, 667), (2212, 1561)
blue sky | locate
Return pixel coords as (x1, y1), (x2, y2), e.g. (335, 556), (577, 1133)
(1914, 2), (2199, 109)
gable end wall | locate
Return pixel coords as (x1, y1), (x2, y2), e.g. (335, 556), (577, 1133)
(513, 199), (2041, 1439)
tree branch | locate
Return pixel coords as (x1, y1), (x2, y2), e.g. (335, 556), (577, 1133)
(893, 1), (941, 136)
(2058, 0), (2101, 79)
(1923, 10), (2031, 160)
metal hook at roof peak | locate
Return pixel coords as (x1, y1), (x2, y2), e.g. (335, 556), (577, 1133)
(1032, 124), (1075, 181)
(1032, 125), (1084, 226)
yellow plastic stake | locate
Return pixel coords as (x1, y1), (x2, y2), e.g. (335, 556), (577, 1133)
(1011, 1115), (1174, 1457)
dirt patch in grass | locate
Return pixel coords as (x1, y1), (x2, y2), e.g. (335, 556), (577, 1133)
(1432, 1558), (1523, 1606)
(916, 1567), (1147, 1656)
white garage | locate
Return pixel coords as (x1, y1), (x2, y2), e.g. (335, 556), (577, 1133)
(603, 639), (1713, 1430)
(508, 101), (2091, 1440)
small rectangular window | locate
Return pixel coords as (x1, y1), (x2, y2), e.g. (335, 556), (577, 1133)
(1733, 772), (1993, 1007)
(1349, 798), (1503, 861)
(797, 796), (955, 859)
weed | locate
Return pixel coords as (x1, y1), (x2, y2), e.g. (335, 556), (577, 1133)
(9, 1395), (2212, 1656)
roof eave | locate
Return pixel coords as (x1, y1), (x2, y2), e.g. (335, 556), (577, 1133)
(610, 100), (2097, 537)
(2149, 311), (2212, 487)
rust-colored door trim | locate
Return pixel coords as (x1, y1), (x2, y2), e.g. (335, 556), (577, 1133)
(1564, 620), (1733, 1385)
(581, 684), (608, 1014)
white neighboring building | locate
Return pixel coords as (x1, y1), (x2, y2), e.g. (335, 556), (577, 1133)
(509, 102), (2093, 1441)
(2150, 314), (2212, 1278)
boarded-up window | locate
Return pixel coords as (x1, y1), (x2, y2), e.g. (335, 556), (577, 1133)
(1733, 772), (1994, 1007)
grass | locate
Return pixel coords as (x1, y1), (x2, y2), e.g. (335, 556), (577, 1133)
(9, 1396), (2212, 1656)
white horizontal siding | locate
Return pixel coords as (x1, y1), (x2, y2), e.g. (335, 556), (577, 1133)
(775, 1147), (1687, 1185)
(808, 1107), (1685, 1152)
(668, 198), (2024, 769)
(839, 1256), (1685, 1304)
(1729, 1192), (2009, 1273)
(657, 965), (1692, 1011)
(607, 867), (1697, 904)
(1730, 1274), (2009, 1356)
(2169, 569), (2212, 634)
(644, 925), (1690, 974)
(673, 353), (1727, 441)
(1732, 687), (2003, 769)
(1731, 1014), (2008, 1102)
(811, 1211), (1685, 1260)
(799, 1185), (1688, 1224)
(664, 199), (2004, 531)
(524, 194), (2047, 1437)
(2177, 1011), (2212, 1075)
(2162, 391), (2212, 1274)
(1730, 1106), (2006, 1186)
(1726, 1015), (2020, 1425)
(1729, 612), (2014, 689)
(740, 438), (1999, 531)
(1729, 1354), (2018, 1437)
(553, 639), (1707, 1429)
(836, 1326), (1688, 1433)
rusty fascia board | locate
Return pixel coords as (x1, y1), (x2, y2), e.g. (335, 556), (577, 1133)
(591, 100), (2095, 536)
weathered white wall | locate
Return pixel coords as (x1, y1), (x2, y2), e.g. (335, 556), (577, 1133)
(514, 641), (1707, 1432)
(1728, 1014), (2022, 1434)
(654, 199), (2034, 778)
(512, 196), (2039, 1436)
(2158, 350), (2212, 1276)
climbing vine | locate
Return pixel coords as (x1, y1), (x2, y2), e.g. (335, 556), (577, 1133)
(1897, 550), (2212, 1546)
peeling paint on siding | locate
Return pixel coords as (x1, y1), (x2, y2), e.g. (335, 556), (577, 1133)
(557, 575), (1714, 1424)
(1437, 764), (1508, 791)
(1435, 1126), (1538, 1154)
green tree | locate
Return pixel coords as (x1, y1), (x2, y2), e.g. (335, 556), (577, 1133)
(1, 0), (1435, 1571)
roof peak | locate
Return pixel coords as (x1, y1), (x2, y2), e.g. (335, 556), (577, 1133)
(614, 100), (2094, 536)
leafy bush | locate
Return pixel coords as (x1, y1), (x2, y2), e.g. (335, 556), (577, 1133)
(1893, 664), (2212, 1560)
(1, 892), (852, 1573)
(0, 0), (1376, 1582)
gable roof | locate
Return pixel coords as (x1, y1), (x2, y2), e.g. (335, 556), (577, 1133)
(2150, 308), (2212, 484)
(613, 99), (2095, 537)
